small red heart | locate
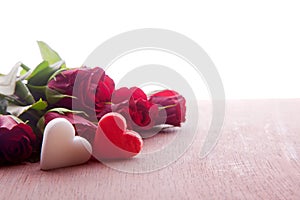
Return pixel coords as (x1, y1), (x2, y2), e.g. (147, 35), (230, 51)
(93, 112), (143, 160)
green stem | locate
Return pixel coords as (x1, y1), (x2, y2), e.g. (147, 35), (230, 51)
(20, 63), (30, 72)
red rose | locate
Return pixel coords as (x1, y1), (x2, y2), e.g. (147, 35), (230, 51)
(47, 67), (114, 120)
(149, 90), (186, 126)
(112, 87), (158, 131)
(42, 111), (97, 144)
(0, 115), (36, 164)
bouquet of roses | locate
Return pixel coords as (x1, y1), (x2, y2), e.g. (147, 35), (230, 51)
(0, 42), (186, 168)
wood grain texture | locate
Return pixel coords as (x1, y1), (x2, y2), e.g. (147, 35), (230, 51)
(0, 100), (300, 199)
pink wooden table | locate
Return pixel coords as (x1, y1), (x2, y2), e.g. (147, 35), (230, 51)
(0, 100), (299, 199)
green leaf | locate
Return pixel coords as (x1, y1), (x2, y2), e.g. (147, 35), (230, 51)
(7, 99), (48, 117)
(3, 81), (36, 106)
(37, 41), (61, 63)
(47, 67), (68, 82)
(27, 60), (65, 86)
(26, 61), (49, 80)
(14, 81), (35, 105)
(0, 62), (21, 96)
(31, 99), (48, 110)
(46, 107), (87, 116)
(26, 84), (46, 101)
(36, 116), (45, 134)
(45, 87), (76, 105)
(37, 41), (65, 67)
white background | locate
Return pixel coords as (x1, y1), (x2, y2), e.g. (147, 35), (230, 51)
(0, 0), (299, 99)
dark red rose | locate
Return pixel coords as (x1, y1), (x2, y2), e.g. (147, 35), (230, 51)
(47, 67), (114, 120)
(149, 90), (186, 126)
(95, 103), (113, 121)
(111, 87), (158, 131)
(43, 111), (97, 144)
(0, 115), (36, 164)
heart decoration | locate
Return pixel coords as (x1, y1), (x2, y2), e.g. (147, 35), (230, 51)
(40, 118), (92, 170)
(93, 112), (143, 160)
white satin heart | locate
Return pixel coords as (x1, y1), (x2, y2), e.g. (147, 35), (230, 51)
(40, 118), (92, 170)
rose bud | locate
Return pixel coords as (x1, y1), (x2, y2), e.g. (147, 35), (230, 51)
(46, 67), (114, 120)
(111, 87), (158, 131)
(39, 111), (97, 144)
(149, 90), (186, 126)
(0, 115), (36, 164)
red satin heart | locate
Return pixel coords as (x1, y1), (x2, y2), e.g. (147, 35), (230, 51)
(93, 112), (143, 160)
